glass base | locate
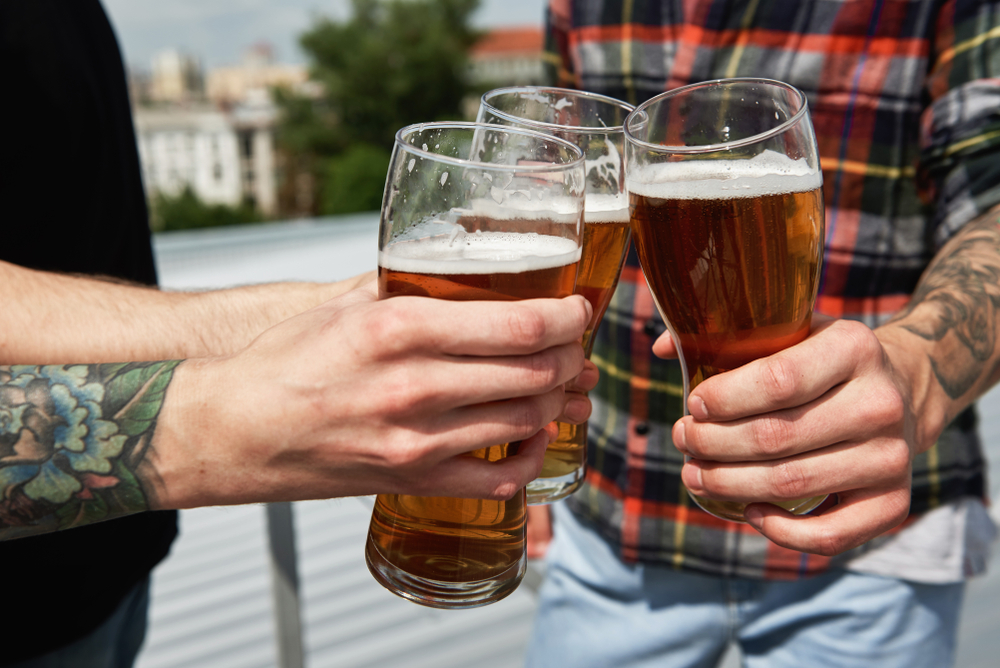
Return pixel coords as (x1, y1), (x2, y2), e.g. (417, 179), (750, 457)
(689, 491), (828, 523)
(526, 465), (585, 505)
(364, 536), (526, 609)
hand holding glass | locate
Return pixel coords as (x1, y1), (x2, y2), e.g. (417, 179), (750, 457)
(624, 79), (826, 523)
(365, 122), (585, 607)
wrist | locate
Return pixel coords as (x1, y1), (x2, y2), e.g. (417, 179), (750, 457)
(874, 324), (951, 453)
(148, 355), (243, 509)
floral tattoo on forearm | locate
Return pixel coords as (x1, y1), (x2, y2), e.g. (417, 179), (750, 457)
(0, 361), (179, 539)
(889, 214), (1000, 400)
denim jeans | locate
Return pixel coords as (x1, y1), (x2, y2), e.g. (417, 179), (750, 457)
(11, 576), (150, 668)
(526, 503), (965, 668)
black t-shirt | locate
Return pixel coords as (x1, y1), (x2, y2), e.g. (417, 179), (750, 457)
(0, 1), (178, 661)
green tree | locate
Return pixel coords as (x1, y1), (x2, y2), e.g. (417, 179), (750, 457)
(322, 144), (392, 215)
(276, 0), (481, 214)
(151, 187), (261, 232)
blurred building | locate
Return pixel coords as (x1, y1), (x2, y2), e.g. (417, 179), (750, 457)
(134, 99), (277, 216)
(468, 27), (545, 86)
(150, 49), (205, 103)
(206, 43), (310, 107)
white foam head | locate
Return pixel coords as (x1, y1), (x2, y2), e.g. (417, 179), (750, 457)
(380, 226), (581, 275)
(584, 193), (629, 223)
(626, 149), (822, 200)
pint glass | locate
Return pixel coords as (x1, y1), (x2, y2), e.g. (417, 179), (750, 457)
(478, 87), (633, 505)
(624, 79), (826, 523)
(365, 122), (585, 607)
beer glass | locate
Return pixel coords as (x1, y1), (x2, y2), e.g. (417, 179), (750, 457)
(623, 79), (826, 523)
(478, 87), (633, 505)
(365, 122), (585, 607)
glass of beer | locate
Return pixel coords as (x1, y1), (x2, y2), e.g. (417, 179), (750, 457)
(365, 122), (585, 607)
(478, 87), (633, 505)
(624, 79), (826, 523)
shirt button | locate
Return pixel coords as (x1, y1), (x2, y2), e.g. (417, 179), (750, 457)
(634, 422), (650, 436)
(643, 319), (658, 337)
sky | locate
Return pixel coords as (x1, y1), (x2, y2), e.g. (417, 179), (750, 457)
(102, 0), (547, 70)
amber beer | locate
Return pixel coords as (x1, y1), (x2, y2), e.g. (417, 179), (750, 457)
(531, 196), (630, 492)
(367, 227), (580, 606)
(628, 153), (825, 521)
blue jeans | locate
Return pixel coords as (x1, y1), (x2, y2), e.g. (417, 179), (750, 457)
(526, 503), (965, 668)
(11, 576), (150, 668)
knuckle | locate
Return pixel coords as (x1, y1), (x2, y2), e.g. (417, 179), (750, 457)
(811, 528), (850, 557)
(381, 436), (426, 472)
(356, 303), (412, 355)
(380, 368), (438, 415)
(526, 350), (563, 390)
(509, 399), (547, 440)
(504, 305), (548, 349)
(769, 460), (811, 499)
(759, 356), (800, 404)
(881, 439), (913, 476)
(839, 319), (882, 363)
(750, 415), (794, 457)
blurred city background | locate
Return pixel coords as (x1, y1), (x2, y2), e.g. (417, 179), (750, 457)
(89, 1), (1000, 666)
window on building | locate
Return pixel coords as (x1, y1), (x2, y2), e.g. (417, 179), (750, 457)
(239, 132), (254, 159)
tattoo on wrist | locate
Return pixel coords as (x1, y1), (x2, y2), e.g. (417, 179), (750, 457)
(889, 216), (1000, 399)
(0, 361), (180, 539)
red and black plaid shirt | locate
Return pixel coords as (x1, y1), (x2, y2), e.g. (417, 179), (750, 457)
(547, 0), (1000, 578)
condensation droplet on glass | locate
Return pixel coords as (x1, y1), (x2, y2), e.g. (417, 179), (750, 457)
(440, 172), (449, 186)
(422, 144), (428, 151)
(775, 111), (780, 120)
(407, 158), (415, 173)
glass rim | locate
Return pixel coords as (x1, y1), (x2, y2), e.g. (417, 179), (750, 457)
(395, 121), (585, 173)
(479, 86), (635, 134)
(624, 78), (810, 155)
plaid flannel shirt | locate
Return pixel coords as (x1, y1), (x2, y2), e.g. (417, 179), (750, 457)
(547, 0), (1000, 578)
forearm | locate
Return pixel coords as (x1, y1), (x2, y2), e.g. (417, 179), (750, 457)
(0, 292), (593, 540)
(0, 361), (179, 540)
(0, 260), (374, 364)
(876, 207), (1000, 451)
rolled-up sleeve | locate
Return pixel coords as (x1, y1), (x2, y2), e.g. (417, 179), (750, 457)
(920, 1), (1000, 248)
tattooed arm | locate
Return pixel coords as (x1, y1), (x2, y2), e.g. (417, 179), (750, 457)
(877, 211), (1000, 449)
(0, 259), (374, 365)
(0, 288), (595, 540)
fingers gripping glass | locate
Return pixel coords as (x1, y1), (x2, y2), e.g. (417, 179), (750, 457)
(623, 79), (827, 523)
(478, 87), (634, 506)
(365, 122), (585, 608)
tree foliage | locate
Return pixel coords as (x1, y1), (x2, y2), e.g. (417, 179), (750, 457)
(151, 187), (261, 232)
(276, 0), (481, 214)
(321, 144), (393, 215)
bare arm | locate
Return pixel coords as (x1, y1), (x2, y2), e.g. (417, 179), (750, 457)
(0, 259), (374, 364)
(0, 289), (595, 540)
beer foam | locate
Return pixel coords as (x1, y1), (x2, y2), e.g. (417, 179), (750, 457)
(380, 229), (582, 275)
(468, 195), (582, 224)
(584, 193), (629, 223)
(626, 150), (821, 200)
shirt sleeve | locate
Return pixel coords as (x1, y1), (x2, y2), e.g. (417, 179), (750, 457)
(543, 0), (578, 88)
(920, 0), (1000, 248)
